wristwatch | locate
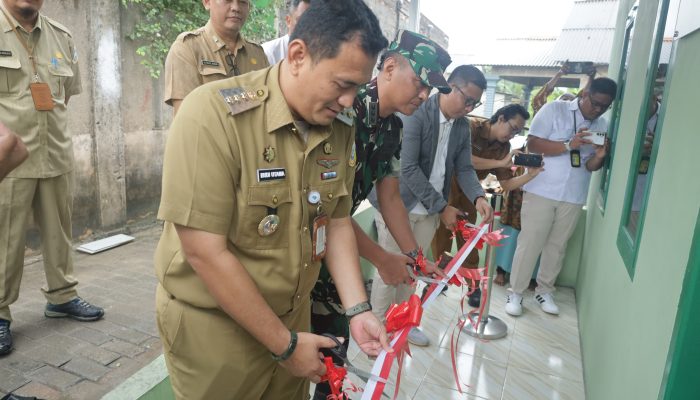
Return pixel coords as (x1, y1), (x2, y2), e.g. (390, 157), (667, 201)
(404, 248), (419, 260)
(345, 301), (372, 319)
(564, 140), (572, 152)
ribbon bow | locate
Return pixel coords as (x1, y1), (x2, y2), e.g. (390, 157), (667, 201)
(320, 356), (349, 400)
(384, 294), (423, 333)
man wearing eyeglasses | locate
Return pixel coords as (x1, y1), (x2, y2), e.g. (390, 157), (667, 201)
(431, 104), (543, 307)
(505, 77), (617, 317)
(366, 65), (493, 344)
(164, 0), (269, 115)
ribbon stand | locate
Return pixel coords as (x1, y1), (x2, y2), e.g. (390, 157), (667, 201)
(463, 193), (508, 340)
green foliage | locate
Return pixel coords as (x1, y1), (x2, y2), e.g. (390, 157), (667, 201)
(121, 0), (281, 78)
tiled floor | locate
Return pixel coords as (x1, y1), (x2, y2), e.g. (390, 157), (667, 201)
(316, 283), (586, 400)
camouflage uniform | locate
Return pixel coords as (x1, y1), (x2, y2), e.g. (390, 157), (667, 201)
(309, 30), (452, 400)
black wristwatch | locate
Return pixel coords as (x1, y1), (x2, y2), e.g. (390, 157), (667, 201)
(404, 248), (419, 260)
(345, 301), (372, 319)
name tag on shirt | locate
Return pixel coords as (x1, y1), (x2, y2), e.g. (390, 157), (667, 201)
(0, 50), (12, 57)
(201, 60), (220, 67)
(257, 168), (286, 182)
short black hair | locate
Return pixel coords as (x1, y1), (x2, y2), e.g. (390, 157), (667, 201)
(290, 0), (388, 62)
(289, 0), (310, 12)
(490, 104), (530, 125)
(376, 50), (402, 71)
(589, 77), (617, 98)
(447, 65), (487, 90)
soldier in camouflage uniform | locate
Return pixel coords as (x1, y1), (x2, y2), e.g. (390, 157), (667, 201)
(310, 30), (452, 400)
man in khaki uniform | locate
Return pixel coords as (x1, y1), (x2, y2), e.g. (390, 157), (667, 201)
(164, 0), (269, 115)
(0, 0), (104, 357)
(154, 1), (390, 398)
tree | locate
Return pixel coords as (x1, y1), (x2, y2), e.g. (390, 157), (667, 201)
(121, 0), (281, 78)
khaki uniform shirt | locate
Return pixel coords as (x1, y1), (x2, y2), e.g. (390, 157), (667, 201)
(164, 21), (268, 106)
(0, 8), (81, 178)
(155, 63), (355, 317)
(469, 118), (512, 181)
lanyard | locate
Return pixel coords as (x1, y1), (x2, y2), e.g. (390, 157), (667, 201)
(1, 9), (40, 82)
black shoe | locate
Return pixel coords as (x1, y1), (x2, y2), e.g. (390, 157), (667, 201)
(468, 288), (481, 308)
(45, 297), (104, 321)
(0, 318), (13, 356)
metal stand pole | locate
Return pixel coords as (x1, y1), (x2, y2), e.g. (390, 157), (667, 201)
(463, 193), (508, 340)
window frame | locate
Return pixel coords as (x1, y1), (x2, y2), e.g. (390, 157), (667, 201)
(597, 2), (639, 213)
(616, 0), (673, 278)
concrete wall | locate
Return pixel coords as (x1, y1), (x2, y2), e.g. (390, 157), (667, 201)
(577, 0), (700, 399)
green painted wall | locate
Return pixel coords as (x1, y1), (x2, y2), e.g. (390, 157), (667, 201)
(578, 0), (700, 398)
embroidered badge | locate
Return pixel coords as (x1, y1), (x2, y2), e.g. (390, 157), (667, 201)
(316, 158), (339, 169)
(349, 143), (357, 167)
(251, 58), (258, 65)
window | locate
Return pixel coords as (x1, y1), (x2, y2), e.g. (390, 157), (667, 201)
(597, 2), (638, 211)
(617, 0), (676, 278)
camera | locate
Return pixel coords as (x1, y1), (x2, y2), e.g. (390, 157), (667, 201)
(513, 153), (543, 167)
(584, 131), (607, 146)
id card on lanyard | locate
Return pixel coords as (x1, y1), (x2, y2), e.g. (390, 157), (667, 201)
(2, 9), (54, 111)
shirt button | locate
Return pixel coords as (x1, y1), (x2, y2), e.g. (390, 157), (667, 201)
(304, 263), (309, 270)
(272, 195), (278, 205)
(302, 226), (308, 233)
(327, 193), (334, 200)
(296, 295), (301, 300)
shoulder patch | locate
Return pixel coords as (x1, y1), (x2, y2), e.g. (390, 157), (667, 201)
(219, 86), (268, 116)
(176, 28), (203, 42)
(44, 16), (72, 37)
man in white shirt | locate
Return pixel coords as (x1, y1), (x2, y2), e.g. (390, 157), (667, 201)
(505, 77), (617, 317)
(368, 65), (494, 346)
(262, 0), (309, 65)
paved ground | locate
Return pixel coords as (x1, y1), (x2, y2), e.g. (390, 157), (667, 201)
(0, 224), (164, 400)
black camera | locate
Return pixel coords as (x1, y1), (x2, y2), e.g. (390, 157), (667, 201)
(513, 153), (543, 167)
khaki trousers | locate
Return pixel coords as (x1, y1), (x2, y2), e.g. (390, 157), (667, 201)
(0, 174), (78, 321)
(370, 210), (439, 320)
(156, 285), (310, 400)
(509, 192), (582, 295)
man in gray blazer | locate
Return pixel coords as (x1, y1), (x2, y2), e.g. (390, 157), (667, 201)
(369, 65), (493, 346)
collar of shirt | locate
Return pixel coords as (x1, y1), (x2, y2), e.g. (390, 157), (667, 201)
(0, 5), (42, 34)
(204, 20), (245, 55)
(439, 108), (454, 126)
(355, 77), (380, 128)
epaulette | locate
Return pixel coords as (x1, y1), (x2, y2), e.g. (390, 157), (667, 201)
(176, 27), (204, 42)
(44, 16), (72, 37)
(243, 37), (265, 51)
(219, 86), (268, 116)
(335, 107), (355, 127)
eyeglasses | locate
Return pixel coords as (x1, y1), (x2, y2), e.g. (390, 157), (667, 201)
(506, 119), (523, 136)
(588, 94), (612, 111)
(453, 85), (482, 109)
(225, 53), (240, 76)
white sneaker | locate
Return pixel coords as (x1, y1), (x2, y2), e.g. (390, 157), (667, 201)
(505, 292), (523, 316)
(535, 293), (560, 315)
(407, 327), (430, 346)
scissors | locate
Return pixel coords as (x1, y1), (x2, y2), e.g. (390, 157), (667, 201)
(321, 333), (391, 391)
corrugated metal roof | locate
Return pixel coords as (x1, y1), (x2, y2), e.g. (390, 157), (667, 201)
(548, 0), (619, 63)
(549, 29), (617, 63)
(450, 38), (559, 69)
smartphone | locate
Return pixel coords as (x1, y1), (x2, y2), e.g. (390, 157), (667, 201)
(513, 153), (543, 167)
(566, 61), (594, 74)
(585, 131), (606, 146)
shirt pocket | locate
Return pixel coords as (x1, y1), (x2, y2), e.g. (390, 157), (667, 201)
(234, 183), (293, 250)
(0, 55), (22, 96)
(199, 64), (227, 84)
(311, 180), (349, 219)
(47, 60), (74, 99)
